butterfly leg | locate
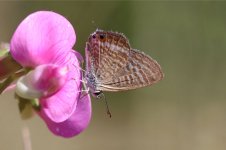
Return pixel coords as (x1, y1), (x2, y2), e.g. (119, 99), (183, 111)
(96, 92), (112, 118)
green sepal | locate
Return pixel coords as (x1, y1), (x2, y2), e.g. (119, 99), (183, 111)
(15, 94), (41, 120)
(31, 99), (41, 111)
(0, 49), (9, 58)
(17, 97), (34, 120)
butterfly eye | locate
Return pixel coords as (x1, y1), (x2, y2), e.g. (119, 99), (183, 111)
(92, 34), (96, 39)
(99, 34), (105, 40)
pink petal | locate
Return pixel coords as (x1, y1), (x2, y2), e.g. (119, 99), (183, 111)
(30, 65), (68, 97)
(39, 51), (82, 122)
(39, 94), (91, 138)
(10, 11), (76, 67)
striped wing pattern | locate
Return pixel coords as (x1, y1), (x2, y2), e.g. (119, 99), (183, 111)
(86, 30), (163, 92)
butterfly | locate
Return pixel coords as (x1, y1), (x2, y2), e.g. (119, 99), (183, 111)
(84, 29), (164, 117)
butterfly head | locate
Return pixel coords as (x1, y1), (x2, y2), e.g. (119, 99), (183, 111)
(89, 29), (107, 44)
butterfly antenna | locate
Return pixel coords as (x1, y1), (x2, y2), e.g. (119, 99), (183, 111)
(91, 20), (98, 31)
(102, 94), (112, 118)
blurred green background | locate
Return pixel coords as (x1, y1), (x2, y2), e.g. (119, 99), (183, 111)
(1, 1), (226, 150)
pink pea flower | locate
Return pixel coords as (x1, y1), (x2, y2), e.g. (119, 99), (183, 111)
(9, 11), (91, 138)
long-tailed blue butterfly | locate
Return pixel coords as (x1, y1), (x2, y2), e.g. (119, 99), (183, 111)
(84, 29), (164, 117)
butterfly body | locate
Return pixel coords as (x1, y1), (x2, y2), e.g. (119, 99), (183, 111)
(85, 29), (163, 98)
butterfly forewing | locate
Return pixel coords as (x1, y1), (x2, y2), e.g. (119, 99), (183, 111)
(87, 30), (131, 82)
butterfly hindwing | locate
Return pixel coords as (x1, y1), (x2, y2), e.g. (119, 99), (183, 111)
(99, 49), (163, 91)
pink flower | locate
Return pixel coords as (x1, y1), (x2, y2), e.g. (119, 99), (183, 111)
(10, 11), (91, 138)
